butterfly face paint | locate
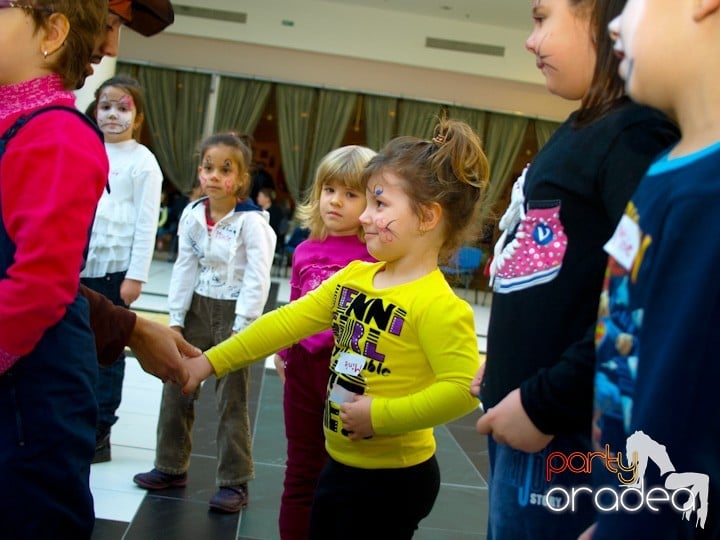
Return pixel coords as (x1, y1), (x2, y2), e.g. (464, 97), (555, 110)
(198, 146), (241, 199)
(96, 87), (136, 141)
(370, 186), (400, 242)
(360, 175), (411, 249)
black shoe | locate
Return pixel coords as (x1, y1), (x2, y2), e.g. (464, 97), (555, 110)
(92, 431), (111, 464)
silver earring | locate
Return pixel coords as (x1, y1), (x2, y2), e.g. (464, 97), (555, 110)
(43, 50), (48, 59)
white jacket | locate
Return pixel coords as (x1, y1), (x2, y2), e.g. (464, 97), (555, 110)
(167, 197), (276, 332)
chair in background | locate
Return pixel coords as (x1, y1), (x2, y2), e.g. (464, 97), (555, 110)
(440, 246), (488, 304)
(274, 225), (310, 277)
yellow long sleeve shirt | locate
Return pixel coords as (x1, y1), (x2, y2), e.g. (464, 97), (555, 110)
(206, 260), (480, 469)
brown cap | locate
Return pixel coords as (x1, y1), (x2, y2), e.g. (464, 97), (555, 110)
(110, 0), (175, 37)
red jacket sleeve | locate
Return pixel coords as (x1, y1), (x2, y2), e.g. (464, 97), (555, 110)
(0, 110), (108, 367)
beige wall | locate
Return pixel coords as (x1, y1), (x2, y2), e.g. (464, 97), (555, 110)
(119, 31), (576, 122)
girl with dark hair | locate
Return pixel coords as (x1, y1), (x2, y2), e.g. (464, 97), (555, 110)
(471, 0), (680, 538)
(81, 74), (163, 463)
(134, 132), (276, 514)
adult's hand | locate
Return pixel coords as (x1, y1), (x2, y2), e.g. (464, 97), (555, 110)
(128, 316), (199, 385)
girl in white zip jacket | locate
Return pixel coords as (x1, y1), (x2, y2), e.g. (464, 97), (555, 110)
(134, 133), (276, 513)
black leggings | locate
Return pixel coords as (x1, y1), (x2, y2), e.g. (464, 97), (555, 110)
(309, 455), (440, 539)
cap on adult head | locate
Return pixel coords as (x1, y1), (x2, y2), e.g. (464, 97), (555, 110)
(108, 0), (175, 37)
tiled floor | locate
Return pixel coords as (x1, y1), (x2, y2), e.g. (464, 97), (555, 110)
(90, 258), (492, 539)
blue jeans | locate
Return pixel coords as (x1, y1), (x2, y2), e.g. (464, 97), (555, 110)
(487, 435), (595, 540)
(81, 271), (127, 432)
(0, 295), (97, 538)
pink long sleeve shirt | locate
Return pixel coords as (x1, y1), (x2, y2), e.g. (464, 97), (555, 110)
(0, 75), (109, 372)
(279, 234), (375, 358)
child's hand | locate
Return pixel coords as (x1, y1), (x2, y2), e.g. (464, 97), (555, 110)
(475, 388), (553, 453)
(470, 360), (486, 398)
(339, 394), (374, 441)
(273, 354), (286, 384)
(120, 278), (143, 306)
(181, 353), (215, 395)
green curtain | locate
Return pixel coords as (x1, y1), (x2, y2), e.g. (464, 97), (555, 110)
(480, 112), (530, 223)
(213, 76), (272, 136)
(535, 119), (562, 149)
(396, 99), (443, 138)
(134, 65), (212, 193)
(303, 89), (357, 193)
(276, 84), (317, 203)
(364, 95), (397, 151)
(447, 106), (488, 143)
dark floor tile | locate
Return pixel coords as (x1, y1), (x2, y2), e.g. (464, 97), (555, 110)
(237, 462), (285, 540)
(447, 416), (490, 481)
(91, 518), (128, 540)
(123, 495), (241, 539)
(416, 483), (489, 539)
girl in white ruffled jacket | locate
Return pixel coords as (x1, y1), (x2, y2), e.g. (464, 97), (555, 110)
(80, 74), (163, 463)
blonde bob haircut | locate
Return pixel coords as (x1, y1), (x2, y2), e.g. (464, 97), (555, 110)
(294, 145), (377, 241)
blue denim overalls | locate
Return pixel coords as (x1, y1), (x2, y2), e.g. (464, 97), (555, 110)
(0, 107), (101, 539)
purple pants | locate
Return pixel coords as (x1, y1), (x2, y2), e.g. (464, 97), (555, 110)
(279, 344), (331, 540)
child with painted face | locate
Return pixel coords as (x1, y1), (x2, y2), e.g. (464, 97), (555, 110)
(469, 0), (680, 538)
(582, 1), (720, 538)
(0, 1), (109, 537)
(133, 133), (277, 514)
(273, 145), (377, 540)
(180, 118), (488, 538)
(80, 74), (163, 464)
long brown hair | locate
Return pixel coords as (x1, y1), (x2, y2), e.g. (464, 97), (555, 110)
(571, 0), (628, 126)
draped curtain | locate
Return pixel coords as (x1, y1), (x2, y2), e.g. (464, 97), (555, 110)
(303, 89), (357, 193)
(133, 65), (212, 193)
(364, 95), (397, 151)
(396, 100), (443, 138)
(447, 106), (487, 143)
(116, 62), (559, 210)
(275, 84), (317, 203)
(480, 113), (530, 223)
(213, 76), (272, 136)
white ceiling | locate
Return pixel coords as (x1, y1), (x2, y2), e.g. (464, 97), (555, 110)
(319, 0), (531, 31)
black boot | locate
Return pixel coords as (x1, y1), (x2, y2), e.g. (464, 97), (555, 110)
(92, 427), (111, 464)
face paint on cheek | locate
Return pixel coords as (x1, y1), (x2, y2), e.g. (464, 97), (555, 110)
(118, 95), (134, 109)
(199, 174), (209, 189)
(375, 217), (398, 243)
(223, 179), (235, 196)
(97, 105), (133, 133)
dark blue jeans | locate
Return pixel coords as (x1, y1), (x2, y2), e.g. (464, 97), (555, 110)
(0, 295), (97, 538)
(487, 436), (595, 540)
(81, 271), (127, 432)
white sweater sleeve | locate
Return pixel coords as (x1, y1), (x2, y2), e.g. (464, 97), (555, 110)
(125, 147), (163, 282)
